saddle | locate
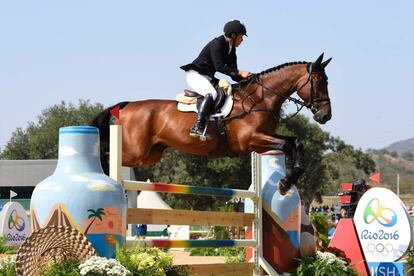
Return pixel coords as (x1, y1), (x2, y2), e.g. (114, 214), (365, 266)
(176, 80), (233, 113)
(176, 80), (236, 156)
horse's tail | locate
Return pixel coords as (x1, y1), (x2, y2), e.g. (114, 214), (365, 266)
(90, 101), (129, 175)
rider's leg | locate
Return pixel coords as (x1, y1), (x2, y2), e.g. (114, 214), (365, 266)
(190, 93), (214, 137)
(185, 70), (217, 137)
(185, 70), (218, 99)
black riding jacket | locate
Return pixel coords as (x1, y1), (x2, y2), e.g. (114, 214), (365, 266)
(180, 35), (243, 84)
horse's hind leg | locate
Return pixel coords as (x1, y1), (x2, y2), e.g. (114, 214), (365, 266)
(125, 143), (167, 168)
(139, 144), (168, 167)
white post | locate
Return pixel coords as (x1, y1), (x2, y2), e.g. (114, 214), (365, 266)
(109, 125), (122, 183)
(397, 173), (400, 197)
(252, 152), (262, 276)
(109, 125), (132, 237)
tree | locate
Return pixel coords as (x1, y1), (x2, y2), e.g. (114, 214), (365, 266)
(84, 208), (106, 234)
(325, 138), (376, 177)
(390, 151), (398, 158)
(0, 100), (104, 160)
(139, 149), (251, 211)
(277, 115), (375, 210)
(401, 151), (414, 161)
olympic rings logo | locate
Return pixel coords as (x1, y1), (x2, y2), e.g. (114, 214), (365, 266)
(367, 242), (393, 257)
(8, 209), (25, 232)
(363, 198), (397, 227)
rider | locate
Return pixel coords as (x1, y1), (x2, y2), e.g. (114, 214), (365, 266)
(180, 20), (252, 139)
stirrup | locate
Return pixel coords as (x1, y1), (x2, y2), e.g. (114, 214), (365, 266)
(199, 126), (211, 141)
(189, 125), (211, 141)
(189, 127), (203, 138)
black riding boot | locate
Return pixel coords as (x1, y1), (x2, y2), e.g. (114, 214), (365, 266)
(190, 93), (214, 139)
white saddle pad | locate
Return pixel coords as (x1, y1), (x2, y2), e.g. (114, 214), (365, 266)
(177, 96), (234, 120)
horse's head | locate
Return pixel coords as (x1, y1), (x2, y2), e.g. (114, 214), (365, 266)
(297, 53), (332, 124)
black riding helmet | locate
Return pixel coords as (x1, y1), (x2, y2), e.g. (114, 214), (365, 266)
(223, 20), (248, 37)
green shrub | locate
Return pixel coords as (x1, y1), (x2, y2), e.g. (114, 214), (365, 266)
(41, 258), (80, 276)
(222, 247), (246, 263)
(189, 247), (220, 256)
(293, 250), (358, 276)
(310, 212), (330, 249)
(0, 236), (18, 254)
(116, 246), (188, 276)
(188, 247), (246, 263)
(406, 245), (414, 273)
(0, 256), (16, 276)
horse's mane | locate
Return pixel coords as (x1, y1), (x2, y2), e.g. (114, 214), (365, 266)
(257, 61), (309, 76)
(235, 61), (309, 88)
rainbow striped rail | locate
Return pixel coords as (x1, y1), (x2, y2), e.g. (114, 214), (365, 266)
(123, 180), (257, 199)
(109, 125), (278, 276)
(125, 238), (256, 248)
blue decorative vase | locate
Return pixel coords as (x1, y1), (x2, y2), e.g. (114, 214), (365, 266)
(30, 126), (127, 258)
(245, 150), (303, 272)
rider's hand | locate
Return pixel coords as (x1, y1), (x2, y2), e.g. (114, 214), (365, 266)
(239, 70), (252, 79)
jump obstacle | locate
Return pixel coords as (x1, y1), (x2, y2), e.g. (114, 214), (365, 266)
(109, 125), (283, 276)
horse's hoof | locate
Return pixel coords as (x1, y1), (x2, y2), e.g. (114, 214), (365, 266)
(293, 166), (305, 176)
(279, 179), (290, 195)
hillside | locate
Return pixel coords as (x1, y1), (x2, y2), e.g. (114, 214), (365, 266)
(384, 137), (414, 154)
(370, 153), (414, 194)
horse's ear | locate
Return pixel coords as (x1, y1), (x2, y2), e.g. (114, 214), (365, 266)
(314, 53), (324, 65)
(321, 57), (332, 69)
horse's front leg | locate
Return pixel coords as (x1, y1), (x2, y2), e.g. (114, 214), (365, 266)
(274, 134), (305, 194)
(248, 133), (304, 194)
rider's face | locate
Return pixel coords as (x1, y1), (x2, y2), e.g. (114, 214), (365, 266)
(233, 34), (244, 47)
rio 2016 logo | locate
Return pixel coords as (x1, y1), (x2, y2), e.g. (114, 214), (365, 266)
(8, 209), (26, 232)
(363, 198), (397, 227)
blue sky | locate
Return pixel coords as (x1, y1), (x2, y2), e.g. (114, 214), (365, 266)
(1, 1), (413, 151)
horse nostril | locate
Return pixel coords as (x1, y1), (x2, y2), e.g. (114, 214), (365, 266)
(322, 113), (331, 122)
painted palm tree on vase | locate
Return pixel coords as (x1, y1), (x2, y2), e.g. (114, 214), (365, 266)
(84, 208), (106, 235)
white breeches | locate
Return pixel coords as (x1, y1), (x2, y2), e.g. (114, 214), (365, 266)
(185, 70), (217, 100)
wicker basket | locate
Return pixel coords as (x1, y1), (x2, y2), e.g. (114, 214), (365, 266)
(15, 226), (97, 276)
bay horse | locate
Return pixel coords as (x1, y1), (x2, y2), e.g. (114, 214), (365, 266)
(91, 53), (332, 193)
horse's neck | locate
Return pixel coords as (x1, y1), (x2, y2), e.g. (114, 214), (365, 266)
(255, 66), (306, 113)
(261, 67), (304, 97)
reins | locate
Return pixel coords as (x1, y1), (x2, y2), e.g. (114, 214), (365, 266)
(223, 63), (331, 122)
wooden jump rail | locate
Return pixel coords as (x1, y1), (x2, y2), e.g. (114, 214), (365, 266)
(109, 125), (278, 276)
(127, 208), (255, 228)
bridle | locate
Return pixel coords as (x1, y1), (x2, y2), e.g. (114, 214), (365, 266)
(303, 63), (331, 114)
(224, 63), (330, 121)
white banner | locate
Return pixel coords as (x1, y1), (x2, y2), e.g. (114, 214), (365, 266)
(0, 202), (31, 246)
(354, 187), (413, 262)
